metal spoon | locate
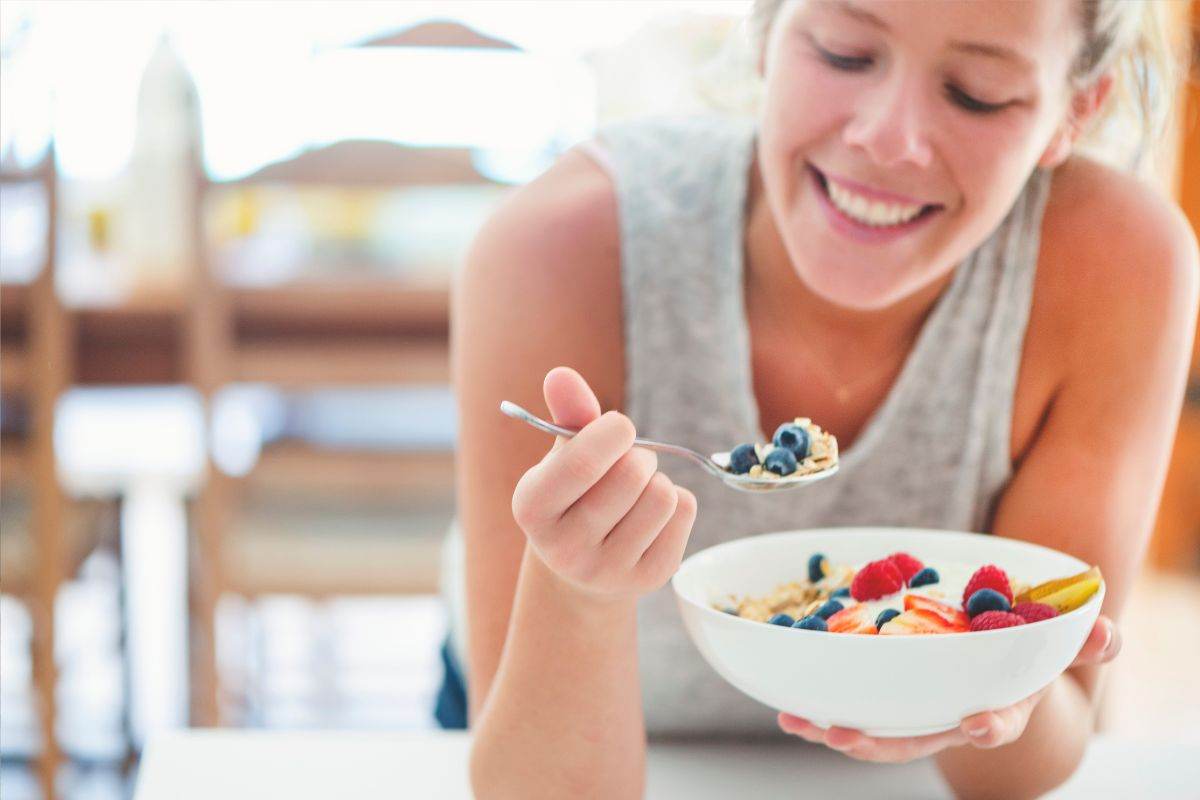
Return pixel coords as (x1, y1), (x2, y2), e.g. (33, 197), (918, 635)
(499, 401), (838, 493)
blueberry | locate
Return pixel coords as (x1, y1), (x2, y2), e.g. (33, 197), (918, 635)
(875, 608), (901, 629)
(807, 553), (827, 583)
(792, 615), (828, 632)
(966, 588), (1011, 618)
(768, 613), (795, 627)
(830, 587), (851, 599)
(763, 448), (797, 476)
(728, 443), (759, 474)
(908, 567), (940, 588)
(772, 422), (811, 460)
(814, 600), (844, 619)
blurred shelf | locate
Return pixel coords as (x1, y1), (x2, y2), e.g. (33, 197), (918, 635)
(230, 283), (448, 337)
(249, 443), (454, 496)
(0, 498), (115, 597)
(0, 164), (51, 184)
(3, 281), (452, 386)
(1, 282), (30, 316)
(1, 345), (27, 392)
(226, 510), (449, 596)
(0, 438), (29, 488)
(233, 340), (449, 386)
(214, 140), (497, 187)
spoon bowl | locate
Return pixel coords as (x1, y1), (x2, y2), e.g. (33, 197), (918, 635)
(500, 401), (837, 493)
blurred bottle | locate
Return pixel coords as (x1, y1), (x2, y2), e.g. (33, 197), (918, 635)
(122, 34), (201, 295)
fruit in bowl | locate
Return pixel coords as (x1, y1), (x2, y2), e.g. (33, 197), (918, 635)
(671, 527), (1105, 737)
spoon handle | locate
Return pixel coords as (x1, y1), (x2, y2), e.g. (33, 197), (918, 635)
(499, 401), (715, 471)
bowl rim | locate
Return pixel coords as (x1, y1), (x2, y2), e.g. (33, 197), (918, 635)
(672, 526), (1105, 640)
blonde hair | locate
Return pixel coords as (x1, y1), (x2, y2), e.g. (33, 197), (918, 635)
(747, 0), (1185, 174)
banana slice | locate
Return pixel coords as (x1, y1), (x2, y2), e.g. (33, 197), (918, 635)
(1015, 566), (1103, 613)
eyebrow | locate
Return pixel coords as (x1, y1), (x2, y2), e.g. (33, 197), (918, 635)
(833, 1), (1034, 71)
(947, 40), (1034, 71)
(833, 0), (888, 30)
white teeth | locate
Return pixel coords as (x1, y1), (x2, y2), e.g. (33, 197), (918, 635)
(825, 176), (924, 227)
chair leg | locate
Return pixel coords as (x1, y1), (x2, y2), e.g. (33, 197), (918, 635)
(189, 470), (230, 727)
(29, 590), (61, 798)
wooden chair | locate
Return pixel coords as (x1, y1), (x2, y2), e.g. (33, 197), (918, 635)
(0, 147), (74, 798)
(184, 138), (502, 725)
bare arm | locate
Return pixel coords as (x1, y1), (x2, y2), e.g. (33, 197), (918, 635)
(454, 151), (697, 799)
(935, 166), (1200, 799)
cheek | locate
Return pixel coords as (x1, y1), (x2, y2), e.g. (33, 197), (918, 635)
(941, 112), (1048, 216)
(760, 57), (853, 169)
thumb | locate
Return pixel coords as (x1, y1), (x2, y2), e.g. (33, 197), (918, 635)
(543, 366), (603, 450)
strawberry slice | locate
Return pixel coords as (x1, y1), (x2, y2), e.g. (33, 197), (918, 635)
(904, 595), (969, 630)
(826, 604), (878, 634)
(879, 607), (968, 635)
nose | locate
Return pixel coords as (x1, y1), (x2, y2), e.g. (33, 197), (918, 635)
(843, 72), (933, 169)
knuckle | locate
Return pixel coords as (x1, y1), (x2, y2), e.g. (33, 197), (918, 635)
(647, 472), (678, 507)
(561, 450), (601, 486)
(674, 486), (698, 516)
(510, 479), (543, 531)
(630, 445), (658, 477)
(614, 447), (657, 487)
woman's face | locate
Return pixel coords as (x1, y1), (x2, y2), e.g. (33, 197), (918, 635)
(759, 0), (1082, 310)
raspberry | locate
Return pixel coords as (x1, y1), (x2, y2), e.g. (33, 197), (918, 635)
(887, 552), (925, 583)
(962, 565), (1013, 608)
(851, 559), (904, 601)
(970, 611), (1026, 632)
(1012, 602), (1058, 623)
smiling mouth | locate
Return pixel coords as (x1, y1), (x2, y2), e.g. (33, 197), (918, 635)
(810, 165), (943, 229)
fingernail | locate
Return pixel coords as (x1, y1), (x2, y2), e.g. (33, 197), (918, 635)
(1100, 622), (1113, 655)
(967, 725), (989, 738)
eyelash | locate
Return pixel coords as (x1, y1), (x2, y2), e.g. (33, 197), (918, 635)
(810, 40), (1011, 115)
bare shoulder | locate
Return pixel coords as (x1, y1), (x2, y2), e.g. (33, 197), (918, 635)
(455, 147), (625, 409)
(1036, 156), (1199, 363)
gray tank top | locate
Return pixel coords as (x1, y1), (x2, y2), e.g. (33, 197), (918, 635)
(441, 115), (1053, 738)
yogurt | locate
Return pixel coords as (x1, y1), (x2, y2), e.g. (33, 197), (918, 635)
(842, 561), (977, 618)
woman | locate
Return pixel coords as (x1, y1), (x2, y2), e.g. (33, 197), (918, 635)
(445, 1), (1198, 797)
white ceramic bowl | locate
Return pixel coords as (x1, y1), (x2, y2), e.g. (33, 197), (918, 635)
(672, 527), (1104, 737)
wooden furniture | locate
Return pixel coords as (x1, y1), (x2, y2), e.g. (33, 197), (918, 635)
(185, 138), (500, 725)
(0, 148), (72, 799)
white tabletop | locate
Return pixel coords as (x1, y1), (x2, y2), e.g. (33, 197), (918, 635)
(134, 729), (1199, 799)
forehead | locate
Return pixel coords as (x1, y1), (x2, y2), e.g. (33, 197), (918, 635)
(793, 0), (1081, 60)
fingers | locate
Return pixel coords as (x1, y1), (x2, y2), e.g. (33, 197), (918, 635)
(1071, 616), (1121, 668)
(513, 411), (637, 527)
(778, 714), (968, 763)
(598, 471), (679, 564)
(559, 447), (660, 544)
(634, 486), (697, 585)
(543, 366), (603, 449)
(958, 687), (1046, 749)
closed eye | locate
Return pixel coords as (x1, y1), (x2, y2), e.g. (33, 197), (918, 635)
(807, 34), (873, 72)
(944, 84), (1011, 115)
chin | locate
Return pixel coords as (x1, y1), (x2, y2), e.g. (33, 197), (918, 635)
(793, 258), (925, 312)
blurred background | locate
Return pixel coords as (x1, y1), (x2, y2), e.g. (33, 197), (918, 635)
(0, 2), (1197, 798)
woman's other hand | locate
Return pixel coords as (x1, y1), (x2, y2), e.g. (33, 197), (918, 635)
(778, 615), (1121, 762)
